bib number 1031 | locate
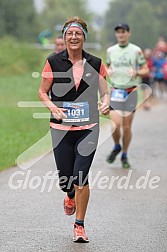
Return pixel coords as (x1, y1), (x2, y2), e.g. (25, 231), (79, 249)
(62, 101), (89, 122)
(67, 108), (85, 117)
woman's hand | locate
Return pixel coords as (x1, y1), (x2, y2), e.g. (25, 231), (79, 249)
(51, 107), (68, 121)
(98, 102), (110, 115)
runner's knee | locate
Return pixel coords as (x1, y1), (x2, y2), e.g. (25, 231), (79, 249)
(72, 176), (89, 187)
(73, 181), (89, 189)
(123, 124), (131, 133)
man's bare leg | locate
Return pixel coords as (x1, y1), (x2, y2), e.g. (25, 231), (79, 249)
(107, 110), (122, 163)
(121, 112), (135, 168)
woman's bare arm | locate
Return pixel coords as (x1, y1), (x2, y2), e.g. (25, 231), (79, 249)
(38, 78), (67, 120)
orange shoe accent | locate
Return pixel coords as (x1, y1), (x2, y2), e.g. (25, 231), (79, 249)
(73, 224), (89, 243)
(64, 195), (76, 216)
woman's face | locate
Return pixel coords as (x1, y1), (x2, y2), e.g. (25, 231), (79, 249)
(65, 27), (85, 51)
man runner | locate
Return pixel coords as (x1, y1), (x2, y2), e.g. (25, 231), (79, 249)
(106, 23), (149, 168)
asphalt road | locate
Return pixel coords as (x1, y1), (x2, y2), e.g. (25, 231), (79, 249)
(0, 104), (167, 252)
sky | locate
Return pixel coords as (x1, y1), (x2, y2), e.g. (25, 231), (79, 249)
(34, 0), (110, 14)
(87, 0), (110, 14)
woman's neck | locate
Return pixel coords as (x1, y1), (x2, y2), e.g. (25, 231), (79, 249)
(68, 49), (83, 64)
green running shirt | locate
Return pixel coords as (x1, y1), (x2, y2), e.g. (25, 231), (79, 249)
(106, 43), (146, 88)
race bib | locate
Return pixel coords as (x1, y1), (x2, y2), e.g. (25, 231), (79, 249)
(62, 101), (89, 122)
(110, 89), (128, 102)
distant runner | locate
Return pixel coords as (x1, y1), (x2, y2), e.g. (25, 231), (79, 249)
(106, 23), (149, 168)
(55, 35), (66, 53)
(142, 48), (153, 110)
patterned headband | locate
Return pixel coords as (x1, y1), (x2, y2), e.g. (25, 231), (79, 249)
(62, 22), (88, 40)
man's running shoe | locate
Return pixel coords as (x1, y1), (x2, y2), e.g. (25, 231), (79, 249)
(64, 195), (76, 216)
(121, 156), (131, 168)
(73, 224), (89, 243)
(107, 145), (122, 163)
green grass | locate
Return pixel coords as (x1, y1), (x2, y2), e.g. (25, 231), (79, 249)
(0, 37), (45, 75)
(0, 74), (51, 171)
(0, 37), (55, 171)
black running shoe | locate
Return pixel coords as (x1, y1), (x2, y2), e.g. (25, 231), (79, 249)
(107, 146), (121, 163)
(121, 157), (131, 168)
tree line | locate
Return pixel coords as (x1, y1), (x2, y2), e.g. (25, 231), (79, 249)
(0, 0), (166, 49)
